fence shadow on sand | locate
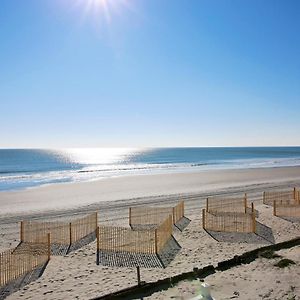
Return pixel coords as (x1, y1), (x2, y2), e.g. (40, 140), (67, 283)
(68, 231), (96, 253)
(15, 231), (96, 256)
(97, 236), (181, 269)
(0, 261), (48, 300)
(173, 217), (191, 232)
(276, 216), (300, 223)
(205, 221), (275, 245)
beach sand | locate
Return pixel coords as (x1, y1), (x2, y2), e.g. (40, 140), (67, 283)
(1, 166), (300, 217)
(0, 167), (299, 299)
(150, 246), (300, 300)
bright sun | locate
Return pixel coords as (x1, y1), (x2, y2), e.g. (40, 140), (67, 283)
(76, 0), (131, 24)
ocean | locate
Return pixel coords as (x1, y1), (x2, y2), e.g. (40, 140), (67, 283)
(1, 147), (300, 191)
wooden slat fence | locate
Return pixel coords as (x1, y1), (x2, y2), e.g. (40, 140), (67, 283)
(173, 202), (185, 224)
(202, 209), (256, 233)
(21, 212), (98, 246)
(0, 236), (50, 288)
(130, 207), (170, 228)
(206, 194), (249, 214)
(22, 221), (69, 245)
(263, 188), (298, 206)
(96, 215), (173, 256)
(129, 201), (185, 227)
(71, 212), (98, 243)
(97, 226), (155, 254)
(155, 215), (173, 253)
(297, 191), (300, 203)
(263, 188), (300, 218)
(273, 201), (300, 218)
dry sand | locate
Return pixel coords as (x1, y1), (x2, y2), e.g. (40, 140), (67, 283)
(152, 246), (300, 300)
(0, 167), (299, 299)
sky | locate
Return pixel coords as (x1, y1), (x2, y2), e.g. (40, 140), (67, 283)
(0, 0), (299, 148)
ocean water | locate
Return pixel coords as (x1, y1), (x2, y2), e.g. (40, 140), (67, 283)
(1, 147), (300, 191)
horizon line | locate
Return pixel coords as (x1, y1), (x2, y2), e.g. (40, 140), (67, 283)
(1, 145), (300, 150)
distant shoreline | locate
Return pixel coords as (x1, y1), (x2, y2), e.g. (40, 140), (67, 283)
(0, 165), (300, 218)
(2, 147), (300, 192)
(2, 161), (300, 193)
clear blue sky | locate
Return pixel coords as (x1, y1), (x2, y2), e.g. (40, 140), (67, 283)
(0, 0), (299, 148)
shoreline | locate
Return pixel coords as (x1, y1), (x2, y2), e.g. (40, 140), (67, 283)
(2, 161), (300, 193)
(0, 165), (300, 218)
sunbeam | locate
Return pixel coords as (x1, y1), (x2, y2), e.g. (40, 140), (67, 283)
(75, 0), (133, 25)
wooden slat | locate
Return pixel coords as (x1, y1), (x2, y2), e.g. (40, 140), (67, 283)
(22, 212), (98, 246)
(130, 202), (185, 227)
(97, 214), (172, 255)
(274, 202), (300, 217)
(263, 188), (298, 206)
(203, 210), (255, 233)
(207, 195), (249, 214)
(155, 215), (173, 253)
(0, 243), (49, 288)
(98, 225), (156, 254)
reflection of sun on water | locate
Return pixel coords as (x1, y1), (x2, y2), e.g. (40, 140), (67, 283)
(64, 148), (140, 164)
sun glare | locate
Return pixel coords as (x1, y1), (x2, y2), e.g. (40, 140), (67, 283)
(76, 0), (132, 24)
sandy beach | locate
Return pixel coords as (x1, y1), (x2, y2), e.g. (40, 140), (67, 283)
(0, 167), (300, 299)
(1, 166), (300, 217)
(150, 246), (300, 300)
(2, 0), (300, 298)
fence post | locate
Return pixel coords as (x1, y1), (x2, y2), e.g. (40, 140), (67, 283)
(47, 233), (51, 260)
(293, 187), (296, 200)
(206, 198), (209, 212)
(69, 222), (72, 245)
(95, 212), (98, 229)
(273, 200), (277, 216)
(136, 266), (141, 286)
(129, 208), (132, 227)
(263, 191), (265, 204)
(172, 207), (175, 224)
(182, 201), (184, 217)
(20, 221), (24, 242)
(251, 202), (254, 215)
(202, 209), (206, 229)
(0, 255), (1, 286)
(154, 229), (158, 254)
(96, 226), (100, 265)
(252, 210), (256, 233)
(0, 252), (2, 286)
(244, 193), (247, 213)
